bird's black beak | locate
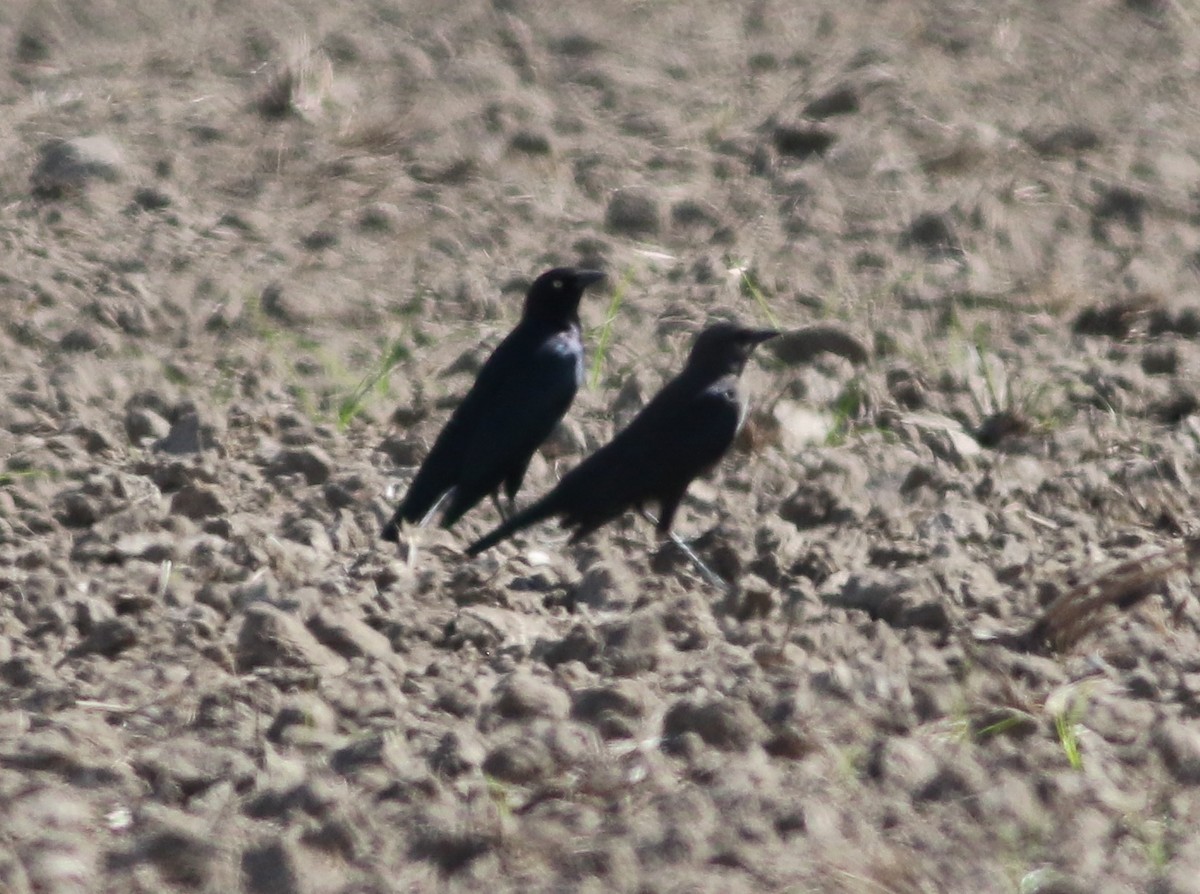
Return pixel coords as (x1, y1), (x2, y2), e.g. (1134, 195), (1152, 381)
(575, 270), (606, 287)
(746, 329), (781, 345)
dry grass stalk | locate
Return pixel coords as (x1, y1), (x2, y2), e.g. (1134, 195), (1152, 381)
(1018, 534), (1200, 653)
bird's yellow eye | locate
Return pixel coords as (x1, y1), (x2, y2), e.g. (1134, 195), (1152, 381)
(553, 280), (563, 289)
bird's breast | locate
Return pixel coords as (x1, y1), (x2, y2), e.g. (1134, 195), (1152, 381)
(708, 377), (746, 430)
(546, 326), (585, 386)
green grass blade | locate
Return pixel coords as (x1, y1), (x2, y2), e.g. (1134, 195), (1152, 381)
(337, 337), (411, 429)
(588, 272), (629, 390)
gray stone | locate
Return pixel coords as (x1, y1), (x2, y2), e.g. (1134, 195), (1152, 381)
(487, 671), (570, 725)
(124, 407), (171, 445)
(1152, 718), (1200, 783)
(242, 839), (302, 894)
(170, 485), (228, 520)
(824, 570), (951, 631)
(32, 136), (125, 198)
(235, 604), (349, 674)
(663, 697), (767, 753)
(604, 187), (661, 236)
(307, 609), (395, 662)
(268, 446), (333, 485)
(482, 734), (555, 784)
(153, 409), (206, 454)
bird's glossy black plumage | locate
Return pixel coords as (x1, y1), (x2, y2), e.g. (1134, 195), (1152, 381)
(382, 267), (605, 541)
(465, 321), (778, 556)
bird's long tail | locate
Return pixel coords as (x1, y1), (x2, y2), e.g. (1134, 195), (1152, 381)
(465, 495), (558, 556)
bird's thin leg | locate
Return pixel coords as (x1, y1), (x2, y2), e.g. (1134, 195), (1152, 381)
(489, 487), (518, 523)
(399, 491), (454, 569)
(639, 509), (730, 593)
(417, 490), (452, 529)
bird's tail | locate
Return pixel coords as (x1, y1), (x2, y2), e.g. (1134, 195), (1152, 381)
(465, 495), (557, 557)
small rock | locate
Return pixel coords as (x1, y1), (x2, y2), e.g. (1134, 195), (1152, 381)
(235, 604), (349, 674)
(259, 281), (311, 324)
(268, 446), (333, 485)
(670, 198), (721, 228)
(409, 823), (492, 876)
(112, 533), (175, 563)
(662, 698), (767, 752)
(125, 406), (171, 445)
(481, 734), (555, 784)
(376, 434), (425, 466)
(267, 694), (337, 744)
(15, 20), (56, 64)
(428, 731), (486, 778)
(765, 724), (814, 759)
(58, 327), (106, 353)
(540, 623), (602, 668)
(487, 671), (570, 724)
(824, 570), (951, 630)
(600, 611), (664, 675)
(1072, 295), (1158, 339)
(242, 839), (302, 894)
(306, 609), (395, 662)
(886, 368), (927, 408)
(916, 500), (990, 543)
(571, 680), (649, 739)
(330, 732), (409, 776)
(914, 763), (983, 806)
(771, 122), (836, 158)
(135, 736), (256, 801)
(131, 186), (171, 210)
(1142, 344), (1178, 376)
(54, 491), (101, 528)
(779, 481), (856, 528)
(1016, 868), (1090, 894)
(133, 807), (220, 888)
(866, 735), (938, 788)
(31, 136), (125, 198)
(1152, 719), (1200, 783)
(357, 202), (403, 232)
(170, 485), (228, 520)
(604, 187), (661, 236)
(300, 228), (338, 251)
(70, 617), (137, 657)
(771, 400), (833, 452)
(153, 408), (207, 454)
(975, 410), (1030, 447)
(803, 84), (860, 119)
(509, 129), (552, 154)
(1022, 124), (1101, 157)
(900, 211), (960, 256)
(280, 517), (333, 553)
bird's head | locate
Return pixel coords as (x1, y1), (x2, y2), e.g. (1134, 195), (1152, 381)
(523, 267), (606, 321)
(686, 321), (780, 377)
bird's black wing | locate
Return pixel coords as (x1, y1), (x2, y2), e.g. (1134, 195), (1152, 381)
(394, 324), (545, 527)
(552, 374), (742, 539)
(438, 328), (582, 526)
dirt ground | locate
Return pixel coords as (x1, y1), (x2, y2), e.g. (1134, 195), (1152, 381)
(4, 0), (1200, 891)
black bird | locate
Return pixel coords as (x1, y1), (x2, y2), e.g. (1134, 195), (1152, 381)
(465, 321), (778, 557)
(382, 267), (605, 541)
